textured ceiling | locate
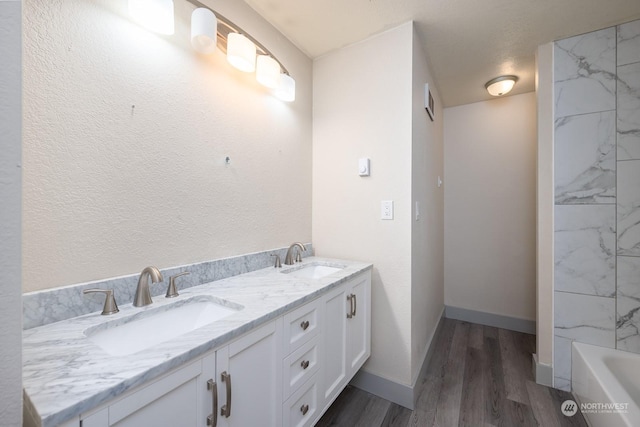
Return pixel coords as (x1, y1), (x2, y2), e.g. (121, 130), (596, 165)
(243, 0), (640, 106)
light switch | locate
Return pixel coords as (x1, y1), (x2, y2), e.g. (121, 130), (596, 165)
(359, 158), (370, 176)
(415, 201), (420, 221)
(381, 200), (393, 220)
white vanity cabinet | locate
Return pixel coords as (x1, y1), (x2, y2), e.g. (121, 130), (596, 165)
(321, 271), (371, 409)
(71, 269), (371, 427)
(79, 320), (281, 427)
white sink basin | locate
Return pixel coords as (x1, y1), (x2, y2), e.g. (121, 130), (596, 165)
(85, 296), (242, 356)
(282, 263), (344, 280)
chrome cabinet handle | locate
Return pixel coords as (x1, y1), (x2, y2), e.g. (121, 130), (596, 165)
(300, 404), (309, 416)
(352, 293), (357, 317)
(300, 320), (310, 330)
(221, 371), (232, 418)
(300, 360), (310, 370)
(347, 294), (353, 319)
(206, 379), (218, 426)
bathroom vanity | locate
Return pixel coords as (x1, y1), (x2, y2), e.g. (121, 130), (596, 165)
(23, 257), (371, 427)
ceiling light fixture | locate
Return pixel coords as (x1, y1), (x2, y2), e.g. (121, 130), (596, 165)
(128, 0), (296, 102)
(485, 75), (518, 96)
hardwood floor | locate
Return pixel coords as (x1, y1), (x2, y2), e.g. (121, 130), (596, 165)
(316, 319), (588, 427)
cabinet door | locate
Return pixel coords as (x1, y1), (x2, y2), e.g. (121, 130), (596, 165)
(217, 319), (282, 427)
(347, 273), (371, 373)
(80, 354), (215, 427)
(322, 284), (348, 406)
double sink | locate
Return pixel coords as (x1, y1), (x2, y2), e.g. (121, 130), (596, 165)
(84, 262), (344, 356)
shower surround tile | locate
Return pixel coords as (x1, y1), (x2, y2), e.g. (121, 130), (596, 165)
(553, 335), (573, 391)
(617, 256), (640, 353)
(555, 111), (616, 203)
(618, 161), (640, 256)
(554, 205), (616, 297)
(617, 62), (640, 160)
(554, 290), (615, 389)
(554, 291), (615, 347)
(554, 27), (616, 118)
(618, 20), (640, 67)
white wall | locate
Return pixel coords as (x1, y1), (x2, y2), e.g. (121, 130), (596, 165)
(410, 30), (445, 382)
(0, 0), (22, 423)
(313, 21), (445, 389)
(22, 0), (312, 292)
(444, 93), (537, 322)
(536, 43), (554, 377)
(313, 22), (414, 385)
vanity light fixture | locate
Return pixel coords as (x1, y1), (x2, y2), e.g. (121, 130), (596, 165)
(256, 55), (281, 88)
(128, 0), (296, 102)
(191, 8), (217, 54)
(485, 75), (518, 96)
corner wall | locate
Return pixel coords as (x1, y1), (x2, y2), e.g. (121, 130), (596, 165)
(313, 22), (414, 386)
(443, 93), (537, 325)
(535, 42), (555, 386)
(22, 0), (312, 292)
(410, 28), (445, 385)
(0, 0), (22, 423)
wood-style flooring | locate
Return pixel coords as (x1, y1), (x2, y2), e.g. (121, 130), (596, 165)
(316, 319), (587, 427)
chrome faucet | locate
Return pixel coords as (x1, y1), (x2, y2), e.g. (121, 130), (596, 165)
(133, 266), (163, 307)
(284, 242), (306, 265)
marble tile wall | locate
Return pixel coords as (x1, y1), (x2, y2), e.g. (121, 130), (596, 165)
(615, 18), (640, 358)
(553, 20), (640, 391)
(22, 243), (313, 329)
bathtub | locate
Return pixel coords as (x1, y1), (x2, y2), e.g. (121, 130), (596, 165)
(572, 342), (640, 426)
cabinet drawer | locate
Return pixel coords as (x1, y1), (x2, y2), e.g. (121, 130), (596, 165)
(283, 374), (319, 427)
(283, 298), (321, 353)
(283, 337), (320, 399)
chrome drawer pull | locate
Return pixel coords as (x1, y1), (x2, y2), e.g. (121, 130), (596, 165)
(352, 293), (357, 317)
(220, 371), (231, 418)
(300, 360), (310, 370)
(300, 404), (309, 416)
(300, 320), (310, 330)
(206, 379), (218, 426)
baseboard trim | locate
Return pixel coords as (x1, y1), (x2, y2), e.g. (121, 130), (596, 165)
(445, 305), (536, 334)
(349, 308), (446, 410)
(349, 369), (415, 409)
(532, 353), (553, 387)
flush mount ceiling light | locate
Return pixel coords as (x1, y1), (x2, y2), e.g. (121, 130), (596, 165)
(128, 0), (175, 35)
(129, 0), (296, 102)
(485, 75), (518, 96)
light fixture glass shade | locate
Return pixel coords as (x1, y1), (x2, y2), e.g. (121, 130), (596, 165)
(485, 75), (518, 96)
(274, 73), (295, 102)
(191, 8), (217, 54)
(227, 33), (256, 72)
(128, 0), (175, 35)
(256, 56), (281, 88)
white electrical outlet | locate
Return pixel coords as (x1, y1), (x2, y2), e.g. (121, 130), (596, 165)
(381, 200), (393, 220)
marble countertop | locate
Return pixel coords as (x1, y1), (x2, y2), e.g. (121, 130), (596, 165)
(23, 257), (372, 427)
